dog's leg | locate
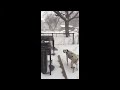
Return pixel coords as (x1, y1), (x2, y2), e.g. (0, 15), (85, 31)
(71, 61), (75, 73)
(72, 67), (75, 73)
(71, 61), (74, 68)
(76, 63), (78, 70)
(66, 54), (68, 66)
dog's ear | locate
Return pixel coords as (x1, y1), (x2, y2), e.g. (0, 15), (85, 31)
(67, 49), (68, 52)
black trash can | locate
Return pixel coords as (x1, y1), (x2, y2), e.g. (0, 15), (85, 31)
(41, 41), (51, 74)
(41, 49), (47, 74)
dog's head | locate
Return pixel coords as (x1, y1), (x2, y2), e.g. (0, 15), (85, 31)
(63, 49), (68, 53)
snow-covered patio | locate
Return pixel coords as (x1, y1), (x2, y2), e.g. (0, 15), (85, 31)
(41, 44), (79, 79)
(41, 30), (79, 79)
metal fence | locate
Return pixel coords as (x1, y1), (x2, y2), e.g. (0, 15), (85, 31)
(41, 33), (75, 45)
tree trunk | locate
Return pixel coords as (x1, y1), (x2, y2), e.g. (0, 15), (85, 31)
(65, 20), (70, 37)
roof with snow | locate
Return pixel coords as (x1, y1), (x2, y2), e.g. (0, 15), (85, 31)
(60, 25), (73, 27)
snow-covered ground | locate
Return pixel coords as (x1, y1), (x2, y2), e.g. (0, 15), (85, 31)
(41, 30), (79, 79)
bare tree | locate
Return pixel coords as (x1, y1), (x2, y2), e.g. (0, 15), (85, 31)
(45, 13), (60, 31)
(53, 11), (79, 37)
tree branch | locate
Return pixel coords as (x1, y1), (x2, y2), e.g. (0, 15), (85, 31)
(69, 11), (74, 16)
(65, 11), (69, 20)
(53, 11), (66, 21)
(69, 11), (79, 21)
(74, 16), (79, 18)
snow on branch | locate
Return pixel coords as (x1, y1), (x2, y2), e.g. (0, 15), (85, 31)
(53, 11), (66, 21)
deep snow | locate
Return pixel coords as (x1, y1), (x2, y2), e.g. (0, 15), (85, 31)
(41, 31), (79, 79)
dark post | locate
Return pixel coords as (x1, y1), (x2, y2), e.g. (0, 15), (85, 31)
(52, 33), (53, 37)
(52, 37), (55, 55)
(73, 33), (74, 44)
(50, 49), (52, 75)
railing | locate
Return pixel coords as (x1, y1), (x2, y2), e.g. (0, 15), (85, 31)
(41, 33), (75, 45)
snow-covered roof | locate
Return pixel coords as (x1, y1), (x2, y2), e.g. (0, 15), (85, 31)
(60, 25), (73, 27)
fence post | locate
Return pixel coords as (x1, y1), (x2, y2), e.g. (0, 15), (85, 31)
(73, 33), (74, 44)
(52, 33), (53, 37)
(50, 49), (51, 75)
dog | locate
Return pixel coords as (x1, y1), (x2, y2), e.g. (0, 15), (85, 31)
(63, 49), (79, 71)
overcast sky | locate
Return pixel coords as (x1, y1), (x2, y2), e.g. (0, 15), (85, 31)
(41, 11), (54, 21)
(41, 11), (44, 20)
